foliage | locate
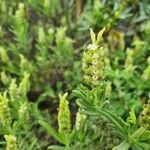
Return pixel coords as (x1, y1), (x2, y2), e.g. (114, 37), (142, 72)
(0, 0), (150, 149)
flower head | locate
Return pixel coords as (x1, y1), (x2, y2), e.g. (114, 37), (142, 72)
(58, 93), (71, 135)
(82, 28), (106, 87)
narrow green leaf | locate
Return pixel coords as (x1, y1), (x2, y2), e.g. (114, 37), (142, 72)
(73, 88), (87, 102)
(126, 107), (136, 125)
(96, 27), (105, 44)
(99, 108), (128, 136)
(38, 120), (65, 144)
(90, 28), (96, 44)
(28, 138), (37, 150)
(131, 127), (146, 139)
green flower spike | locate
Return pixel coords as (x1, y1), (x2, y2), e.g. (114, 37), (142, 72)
(15, 3), (25, 22)
(19, 102), (29, 121)
(0, 91), (12, 127)
(9, 79), (17, 101)
(82, 28), (106, 87)
(124, 48), (135, 74)
(75, 109), (86, 131)
(19, 72), (30, 96)
(139, 101), (150, 130)
(58, 93), (71, 135)
(4, 135), (18, 150)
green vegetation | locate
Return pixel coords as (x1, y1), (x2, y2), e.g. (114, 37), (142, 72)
(0, 0), (150, 149)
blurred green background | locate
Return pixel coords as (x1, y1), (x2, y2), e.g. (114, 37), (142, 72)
(0, 0), (150, 149)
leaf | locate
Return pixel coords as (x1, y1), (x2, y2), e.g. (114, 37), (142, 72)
(132, 141), (150, 150)
(69, 129), (77, 143)
(90, 28), (96, 44)
(131, 127), (146, 139)
(126, 107), (136, 125)
(76, 90), (128, 138)
(96, 27), (105, 44)
(113, 140), (130, 150)
(97, 108), (128, 138)
(13, 112), (27, 132)
(77, 98), (96, 112)
(38, 120), (65, 145)
(73, 90), (86, 101)
(28, 138), (37, 150)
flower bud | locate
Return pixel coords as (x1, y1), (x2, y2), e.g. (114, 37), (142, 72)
(82, 28), (105, 87)
(58, 93), (71, 135)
